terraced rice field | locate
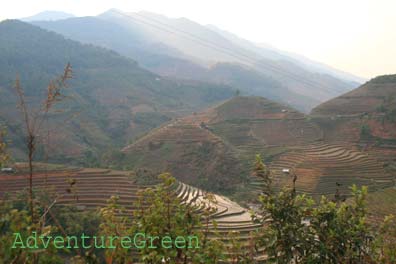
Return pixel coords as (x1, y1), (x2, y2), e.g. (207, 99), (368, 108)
(175, 182), (265, 258)
(0, 168), (144, 212)
(120, 96), (325, 195)
(0, 166), (264, 261)
(250, 143), (394, 197)
(211, 118), (322, 149)
(120, 111), (244, 193)
(365, 145), (396, 164)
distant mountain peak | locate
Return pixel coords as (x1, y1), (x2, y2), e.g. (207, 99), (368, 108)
(30, 9), (360, 112)
(101, 8), (123, 15)
(22, 10), (75, 22)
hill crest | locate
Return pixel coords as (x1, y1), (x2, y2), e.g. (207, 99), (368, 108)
(21, 10), (75, 21)
(312, 74), (396, 116)
(0, 19), (234, 162)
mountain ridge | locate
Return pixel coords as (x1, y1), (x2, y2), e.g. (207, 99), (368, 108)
(0, 19), (234, 162)
(119, 96), (322, 194)
(30, 9), (359, 112)
(206, 24), (365, 84)
(21, 10), (75, 21)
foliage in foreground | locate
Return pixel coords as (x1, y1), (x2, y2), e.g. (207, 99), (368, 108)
(252, 154), (396, 264)
(132, 173), (225, 263)
(0, 129), (9, 167)
(0, 173), (227, 263)
(1, 152), (395, 263)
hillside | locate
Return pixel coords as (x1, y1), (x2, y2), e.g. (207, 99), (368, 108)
(30, 9), (359, 112)
(30, 15), (314, 112)
(118, 95), (394, 201)
(262, 142), (394, 197)
(0, 20), (234, 163)
(204, 96), (322, 147)
(119, 96), (322, 195)
(0, 164), (264, 260)
(311, 75), (396, 143)
(207, 24), (366, 84)
(365, 187), (396, 222)
(305, 75), (396, 197)
(312, 75), (396, 116)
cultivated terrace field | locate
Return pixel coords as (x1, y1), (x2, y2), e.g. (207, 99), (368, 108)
(118, 94), (396, 207)
(0, 163), (265, 262)
(0, 9), (395, 263)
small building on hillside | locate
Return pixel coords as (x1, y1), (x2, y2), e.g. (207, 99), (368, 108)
(1, 167), (15, 173)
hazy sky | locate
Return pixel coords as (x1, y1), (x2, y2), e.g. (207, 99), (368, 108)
(1, 0), (395, 78)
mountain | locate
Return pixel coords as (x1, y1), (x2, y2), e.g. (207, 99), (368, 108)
(310, 73), (396, 185)
(0, 20), (234, 162)
(118, 96), (322, 195)
(206, 25), (365, 84)
(30, 15), (314, 111)
(31, 16), (185, 65)
(21, 10), (75, 21)
(30, 9), (359, 112)
(262, 77), (396, 198)
(271, 48), (366, 84)
(311, 75), (396, 143)
(117, 93), (394, 198)
(99, 10), (359, 108)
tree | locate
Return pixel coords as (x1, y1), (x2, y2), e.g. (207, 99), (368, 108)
(3, 64), (73, 264)
(98, 196), (133, 264)
(373, 214), (396, 263)
(133, 173), (224, 263)
(360, 124), (371, 139)
(253, 187), (315, 263)
(309, 186), (373, 263)
(0, 192), (63, 264)
(0, 129), (9, 168)
(14, 63), (72, 222)
(252, 156), (376, 263)
(253, 154), (272, 196)
(226, 230), (256, 264)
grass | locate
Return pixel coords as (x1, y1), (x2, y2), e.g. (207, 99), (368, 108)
(366, 187), (396, 220)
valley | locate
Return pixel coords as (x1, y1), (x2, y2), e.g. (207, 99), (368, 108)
(0, 7), (395, 263)
(0, 164), (263, 260)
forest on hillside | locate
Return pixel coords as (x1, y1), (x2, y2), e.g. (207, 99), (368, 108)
(1, 5), (396, 263)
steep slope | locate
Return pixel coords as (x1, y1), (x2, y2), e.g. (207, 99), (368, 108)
(249, 75), (396, 201)
(264, 142), (394, 197)
(119, 96), (322, 195)
(0, 165), (264, 260)
(31, 16), (313, 112)
(31, 16), (196, 71)
(31, 9), (358, 112)
(311, 75), (396, 143)
(100, 10), (357, 107)
(0, 20), (234, 162)
(272, 48), (366, 84)
(207, 24), (365, 84)
(307, 75), (396, 197)
(120, 95), (394, 200)
(204, 96), (322, 147)
(204, 63), (318, 112)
